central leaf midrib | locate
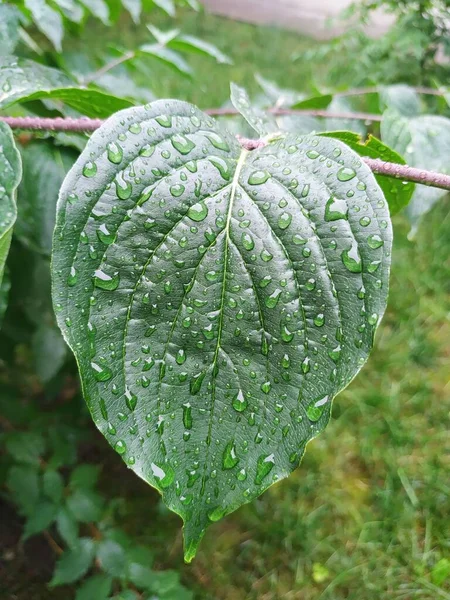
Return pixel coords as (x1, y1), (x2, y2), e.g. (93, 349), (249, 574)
(201, 148), (249, 492)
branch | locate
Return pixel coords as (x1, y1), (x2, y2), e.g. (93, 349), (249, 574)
(0, 116), (102, 132)
(364, 158), (450, 191)
(81, 50), (136, 86)
(1, 115), (450, 192)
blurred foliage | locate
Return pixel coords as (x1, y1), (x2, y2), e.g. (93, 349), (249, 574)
(299, 0), (450, 87)
(0, 1), (449, 598)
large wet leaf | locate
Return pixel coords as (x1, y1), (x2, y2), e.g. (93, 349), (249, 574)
(52, 100), (392, 561)
(0, 121), (21, 287)
(0, 56), (133, 118)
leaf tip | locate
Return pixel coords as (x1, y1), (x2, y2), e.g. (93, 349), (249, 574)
(182, 520), (206, 563)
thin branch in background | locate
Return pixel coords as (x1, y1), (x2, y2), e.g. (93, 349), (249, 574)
(81, 50), (136, 86)
(335, 85), (447, 98)
(1, 115), (450, 191)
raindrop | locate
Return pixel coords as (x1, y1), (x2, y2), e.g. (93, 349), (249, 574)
(188, 201), (208, 221)
(278, 212), (292, 230)
(183, 403), (193, 429)
(93, 269), (120, 291)
(97, 223), (116, 245)
(265, 289), (281, 309)
(67, 266), (78, 287)
(91, 361), (113, 382)
(341, 241), (362, 273)
(107, 141), (123, 164)
(232, 389), (247, 412)
(248, 170), (270, 185)
(114, 440), (127, 454)
(151, 462), (175, 488)
(170, 184), (185, 198)
(325, 196), (348, 221)
(241, 232), (254, 250)
(125, 387), (137, 411)
(83, 161), (97, 178)
(255, 453), (275, 485)
(306, 395), (329, 422)
(367, 234), (384, 249)
(337, 167), (356, 181)
(260, 249), (273, 262)
(222, 440), (239, 469)
(171, 134), (195, 155)
(155, 115), (172, 128)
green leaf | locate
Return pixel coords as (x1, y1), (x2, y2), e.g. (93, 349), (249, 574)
(4, 431), (45, 465)
(326, 97), (366, 137)
(50, 538), (96, 586)
(0, 269), (10, 328)
(431, 558), (450, 586)
(52, 100), (392, 561)
(128, 563), (155, 590)
(230, 82), (278, 136)
(0, 57), (133, 118)
(0, 121), (21, 288)
(17, 142), (77, 255)
(0, 5), (20, 54)
(168, 35), (232, 65)
(69, 464), (100, 489)
(66, 488), (104, 522)
(138, 45), (192, 77)
(291, 94), (333, 110)
(111, 592), (138, 600)
(147, 25), (180, 46)
(380, 84), (421, 117)
(53, 0), (84, 23)
(23, 500), (58, 539)
(43, 469), (65, 503)
(24, 0), (64, 52)
(96, 540), (128, 577)
(255, 73), (304, 107)
(56, 506), (79, 548)
(122, 0), (142, 23)
(320, 131), (414, 215)
(79, 0), (109, 25)
(6, 465), (40, 516)
(153, 0), (176, 17)
(381, 110), (450, 231)
(75, 574), (113, 600)
(32, 323), (67, 382)
(149, 570), (182, 595)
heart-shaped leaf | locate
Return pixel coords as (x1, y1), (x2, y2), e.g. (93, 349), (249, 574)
(52, 100), (392, 561)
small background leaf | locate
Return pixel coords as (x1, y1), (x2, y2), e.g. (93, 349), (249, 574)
(230, 82), (277, 136)
(0, 121), (21, 287)
(0, 4), (20, 54)
(381, 110), (450, 231)
(50, 538), (96, 586)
